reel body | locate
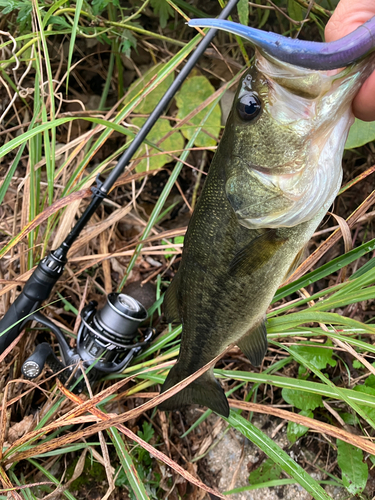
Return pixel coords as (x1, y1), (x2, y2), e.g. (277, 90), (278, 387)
(21, 293), (151, 388)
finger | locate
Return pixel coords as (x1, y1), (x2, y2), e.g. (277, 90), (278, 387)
(325, 0), (375, 41)
(325, 0), (375, 121)
(352, 72), (375, 121)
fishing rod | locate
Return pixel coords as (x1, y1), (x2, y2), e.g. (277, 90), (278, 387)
(0, 0), (240, 387)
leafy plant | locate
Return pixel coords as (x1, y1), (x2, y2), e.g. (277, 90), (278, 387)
(287, 410), (313, 444)
(337, 440), (368, 495)
(287, 0), (303, 21)
(128, 64), (175, 115)
(176, 75), (222, 147)
(1, 1), (375, 499)
(237, 0), (249, 25)
(0, 0), (32, 29)
(249, 458), (283, 484)
(150, 0), (173, 28)
(115, 422), (160, 500)
(282, 387), (323, 411)
(132, 117), (184, 172)
(161, 235), (184, 258)
(91, 0), (119, 16)
(345, 118), (375, 148)
(118, 29), (137, 57)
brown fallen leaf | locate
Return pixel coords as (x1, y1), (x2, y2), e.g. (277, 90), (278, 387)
(228, 399), (375, 455)
(3, 350), (230, 495)
(7, 415), (34, 444)
(58, 382), (225, 499)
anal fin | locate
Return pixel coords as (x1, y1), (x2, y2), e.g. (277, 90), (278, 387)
(163, 274), (181, 323)
(237, 319), (268, 366)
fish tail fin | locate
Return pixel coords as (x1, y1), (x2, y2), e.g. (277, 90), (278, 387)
(159, 364), (229, 417)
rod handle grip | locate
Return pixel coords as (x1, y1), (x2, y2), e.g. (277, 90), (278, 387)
(0, 256), (62, 353)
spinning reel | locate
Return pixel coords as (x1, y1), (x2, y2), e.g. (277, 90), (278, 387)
(21, 291), (151, 388)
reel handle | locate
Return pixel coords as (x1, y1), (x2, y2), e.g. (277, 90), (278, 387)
(21, 342), (53, 378)
(21, 342), (90, 391)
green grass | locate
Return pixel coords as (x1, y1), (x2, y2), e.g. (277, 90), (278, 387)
(1, 0), (375, 499)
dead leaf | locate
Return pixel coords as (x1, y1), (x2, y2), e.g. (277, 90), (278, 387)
(58, 383), (225, 499)
(228, 399), (375, 455)
(7, 415), (34, 444)
(284, 189), (375, 284)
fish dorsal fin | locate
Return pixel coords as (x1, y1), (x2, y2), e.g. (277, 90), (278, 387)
(163, 274), (181, 323)
(237, 319), (268, 367)
(229, 229), (286, 277)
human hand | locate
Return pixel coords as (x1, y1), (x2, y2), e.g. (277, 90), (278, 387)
(325, 0), (375, 121)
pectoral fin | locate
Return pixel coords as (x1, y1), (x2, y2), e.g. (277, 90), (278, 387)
(237, 319), (268, 366)
(163, 274), (181, 323)
(229, 229), (287, 277)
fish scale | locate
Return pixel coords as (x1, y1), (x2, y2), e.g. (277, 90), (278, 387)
(159, 41), (375, 417)
(160, 116), (325, 416)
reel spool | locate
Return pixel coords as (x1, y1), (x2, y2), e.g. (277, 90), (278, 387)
(77, 293), (148, 373)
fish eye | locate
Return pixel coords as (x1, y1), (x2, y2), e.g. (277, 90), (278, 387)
(236, 94), (261, 121)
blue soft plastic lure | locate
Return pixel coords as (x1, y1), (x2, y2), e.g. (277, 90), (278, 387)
(188, 17), (375, 70)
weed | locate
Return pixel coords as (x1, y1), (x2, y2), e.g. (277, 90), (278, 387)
(0, 0), (375, 499)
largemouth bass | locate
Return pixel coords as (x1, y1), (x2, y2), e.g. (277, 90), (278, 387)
(159, 21), (375, 417)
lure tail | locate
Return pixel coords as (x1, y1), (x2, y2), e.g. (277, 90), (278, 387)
(188, 17), (375, 70)
(159, 364), (229, 417)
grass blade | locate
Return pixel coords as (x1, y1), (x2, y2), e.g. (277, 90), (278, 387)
(108, 428), (150, 500)
(215, 369), (375, 409)
(227, 412), (332, 500)
(66, 0), (83, 91)
(274, 238), (375, 302)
